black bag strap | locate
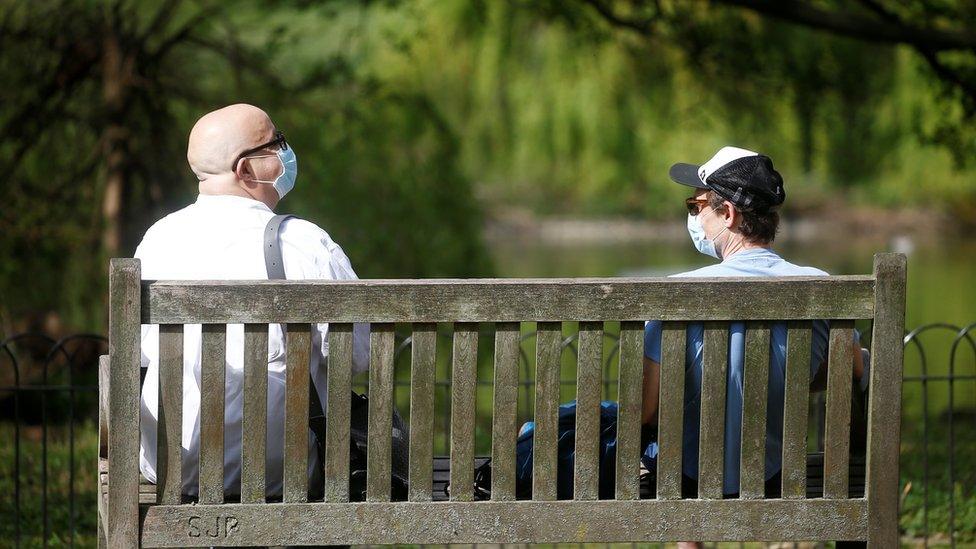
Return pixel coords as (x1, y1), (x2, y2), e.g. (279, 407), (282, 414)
(263, 214), (328, 446)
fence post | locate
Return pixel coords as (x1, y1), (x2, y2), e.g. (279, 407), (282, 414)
(107, 258), (141, 548)
(866, 253), (907, 548)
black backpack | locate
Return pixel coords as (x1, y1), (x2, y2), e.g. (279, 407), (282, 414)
(265, 214), (409, 501)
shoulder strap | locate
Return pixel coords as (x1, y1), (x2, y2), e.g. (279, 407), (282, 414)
(262, 214), (329, 459)
(263, 214), (295, 280)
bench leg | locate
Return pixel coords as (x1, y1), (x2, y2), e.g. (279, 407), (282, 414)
(97, 494), (107, 549)
(836, 541), (866, 548)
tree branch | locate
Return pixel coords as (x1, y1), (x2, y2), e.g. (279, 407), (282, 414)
(581, 0), (657, 36)
(147, 3), (222, 65)
(712, 0), (976, 51)
(140, 0), (183, 43)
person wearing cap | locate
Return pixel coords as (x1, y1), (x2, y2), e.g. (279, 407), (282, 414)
(641, 147), (869, 504)
(135, 104), (370, 499)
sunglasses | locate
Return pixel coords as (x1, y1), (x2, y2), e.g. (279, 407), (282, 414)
(232, 130), (288, 171)
(685, 197), (710, 216)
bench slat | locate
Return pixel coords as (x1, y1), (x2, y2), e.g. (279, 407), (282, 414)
(615, 321), (643, 500)
(698, 321), (728, 499)
(408, 323), (437, 502)
(740, 321), (770, 499)
(491, 322), (520, 501)
(781, 321), (812, 499)
(824, 320), (854, 499)
(449, 323), (478, 501)
(533, 322), (562, 500)
(157, 324), (184, 505)
(656, 321), (686, 500)
(142, 277), (877, 324)
(241, 324), (269, 504)
(367, 323), (395, 502)
(199, 324), (226, 504)
(574, 322), (603, 500)
(283, 323), (312, 503)
(324, 323), (353, 502)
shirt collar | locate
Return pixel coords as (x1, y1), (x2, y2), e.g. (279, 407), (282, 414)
(194, 193), (273, 213)
(722, 247), (778, 263)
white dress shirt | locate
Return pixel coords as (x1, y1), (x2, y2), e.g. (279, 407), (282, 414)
(136, 194), (369, 498)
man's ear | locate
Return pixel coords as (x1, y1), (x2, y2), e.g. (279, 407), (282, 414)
(722, 200), (737, 228)
(234, 158), (251, 182)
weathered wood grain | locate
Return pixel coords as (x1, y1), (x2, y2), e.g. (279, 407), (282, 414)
(533, 322), (562, 501)
(98, 355), (109, 458)
(241, 324), (268, 504)
(781, 321), (813, 499)
(574, 322), (603, 501)
(140, 499), (869, 546)
(450, 323), (479, 502)
(740, 322), (770, 499)
(491, 322), (520, 501)
(698, 322), (729, 499)
(283, 323), (311, 503)
(143, 277), (876, 324)
(866, 253), (907, 547)
(107, 258), (141, 549)
(324, 324), (353, 503)
(157, 324), (183, 505)
(199, 324), (226, 505)
(656, 322), (686, 500)
(367, 323), (395, 502)
(408, 323), (437, 502)
(823, 320), (854, 499)
(615, 321), (643, 500)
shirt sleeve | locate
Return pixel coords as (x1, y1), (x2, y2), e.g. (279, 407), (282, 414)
(318, 240), (370, 374)
(644, 320), (663, 363)
(280, 218), (370, 374)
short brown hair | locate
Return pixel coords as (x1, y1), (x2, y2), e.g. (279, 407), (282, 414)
(707, 191), (779, 244)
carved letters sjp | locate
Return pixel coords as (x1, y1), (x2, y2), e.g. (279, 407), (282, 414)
(187, 515), (239, 538)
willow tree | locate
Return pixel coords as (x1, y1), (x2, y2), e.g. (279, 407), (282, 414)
(575, 0), (976, 165)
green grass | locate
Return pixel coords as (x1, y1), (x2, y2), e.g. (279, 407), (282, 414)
(0, 421), (100, 548)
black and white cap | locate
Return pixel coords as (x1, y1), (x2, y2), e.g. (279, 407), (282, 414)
(669, 146), (786, 212)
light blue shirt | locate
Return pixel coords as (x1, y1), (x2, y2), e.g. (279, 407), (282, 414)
(644, 247), (836, 495)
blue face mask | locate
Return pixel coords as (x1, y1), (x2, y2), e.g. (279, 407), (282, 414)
(251, 147), (298, 199)
(687, 212), (728, 259)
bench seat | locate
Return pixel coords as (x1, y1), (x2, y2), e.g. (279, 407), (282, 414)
(99, 452), (866, 506)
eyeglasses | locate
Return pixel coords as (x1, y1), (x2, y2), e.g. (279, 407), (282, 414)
(685, 197), (710, 216)
(232, 130), (288, 171)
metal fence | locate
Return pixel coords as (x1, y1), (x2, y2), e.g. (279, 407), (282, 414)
(1, 323), (974, 547)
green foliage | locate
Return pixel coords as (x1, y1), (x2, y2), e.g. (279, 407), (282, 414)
(3, 0), (976, 331)
(0, 0), (491, 330)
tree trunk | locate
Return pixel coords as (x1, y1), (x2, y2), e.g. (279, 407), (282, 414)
(100, 31), (134, 258)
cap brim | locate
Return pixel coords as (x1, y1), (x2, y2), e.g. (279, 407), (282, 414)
(669, 163), (708, 189)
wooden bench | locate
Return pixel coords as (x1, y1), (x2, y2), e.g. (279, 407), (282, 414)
(97, 253), (906, 547)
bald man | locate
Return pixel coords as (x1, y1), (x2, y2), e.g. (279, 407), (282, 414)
(136, 104), (369, 499)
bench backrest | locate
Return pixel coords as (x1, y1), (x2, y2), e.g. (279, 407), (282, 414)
(104, 253), (906, 548)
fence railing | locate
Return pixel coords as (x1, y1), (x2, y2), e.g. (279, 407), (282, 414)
(900, 322), (976, 548)
(1, 323), (973, 547)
